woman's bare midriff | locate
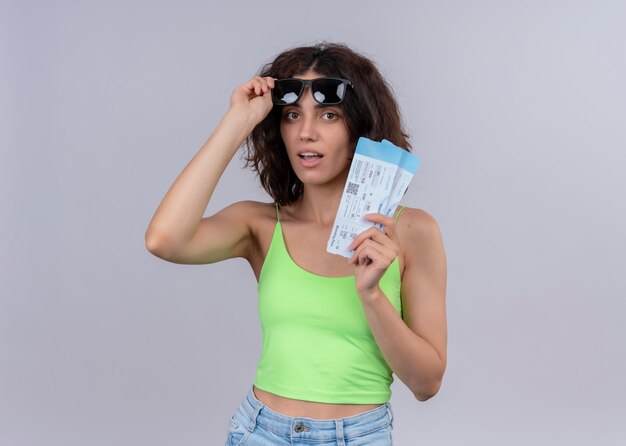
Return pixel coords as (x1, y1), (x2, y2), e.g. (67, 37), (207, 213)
(252, 386), (383, 419)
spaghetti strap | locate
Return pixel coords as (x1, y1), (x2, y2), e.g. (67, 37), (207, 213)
(274, 202), (280, 222)
(394, 206), (406, 224)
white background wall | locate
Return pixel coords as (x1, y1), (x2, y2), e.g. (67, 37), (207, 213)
(2, 1), (625, 444)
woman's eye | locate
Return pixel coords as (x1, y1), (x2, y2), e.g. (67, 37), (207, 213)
(284, 111), (299, 120)
(323, 112), (337, 120)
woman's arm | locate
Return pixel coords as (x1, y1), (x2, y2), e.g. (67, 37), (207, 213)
(349, 208), (448, 401)
(145, 76), (275, 263)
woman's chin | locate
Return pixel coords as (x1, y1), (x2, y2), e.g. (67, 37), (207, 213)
(297, 172), (349, 189)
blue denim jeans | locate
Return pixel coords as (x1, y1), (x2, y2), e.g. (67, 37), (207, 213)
(225, 387), (394, 445)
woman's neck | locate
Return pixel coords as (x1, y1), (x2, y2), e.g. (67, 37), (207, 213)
(290, 185), (344, 226)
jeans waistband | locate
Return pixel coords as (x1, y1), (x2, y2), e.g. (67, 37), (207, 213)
(238, 386), (393, 441)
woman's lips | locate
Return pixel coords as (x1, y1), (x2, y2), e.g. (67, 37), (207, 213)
(297, 151), (324, 167)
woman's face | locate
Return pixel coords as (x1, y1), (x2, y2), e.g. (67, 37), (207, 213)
(279, 71), (352, 190)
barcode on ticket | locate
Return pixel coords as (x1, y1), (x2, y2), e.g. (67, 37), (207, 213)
(346, 182), (359, 195)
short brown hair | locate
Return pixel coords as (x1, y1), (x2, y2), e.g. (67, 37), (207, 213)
(245, 42), (411, 205)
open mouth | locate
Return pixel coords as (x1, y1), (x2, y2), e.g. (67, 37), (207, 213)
(298, 151), (324, 159)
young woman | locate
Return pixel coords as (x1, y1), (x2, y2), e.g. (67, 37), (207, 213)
(145, 43), (447, 445)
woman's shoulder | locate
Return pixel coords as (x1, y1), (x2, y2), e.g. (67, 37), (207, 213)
(222, 200), (278, 222)
(395, 206), (444, 250)
(224, 201), (280, 270)
(394, 207), (445, 281)
(396, 206), (440, 227)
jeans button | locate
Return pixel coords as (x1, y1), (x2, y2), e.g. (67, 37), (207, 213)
(294, 424), (309, 433)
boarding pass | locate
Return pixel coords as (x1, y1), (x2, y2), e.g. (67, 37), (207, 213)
(326, 137), (421, 259)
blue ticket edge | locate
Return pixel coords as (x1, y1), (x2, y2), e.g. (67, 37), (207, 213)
(355, 137), (402, 165)
(381, 139), (421, 173)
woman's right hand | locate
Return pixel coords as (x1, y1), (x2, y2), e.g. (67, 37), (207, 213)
(229, 75), (275, 125)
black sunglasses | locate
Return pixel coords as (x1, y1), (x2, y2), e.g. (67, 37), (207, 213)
(271, 77), (352, 105)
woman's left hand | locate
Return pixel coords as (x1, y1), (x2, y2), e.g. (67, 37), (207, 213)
(348, 213), (400, 299)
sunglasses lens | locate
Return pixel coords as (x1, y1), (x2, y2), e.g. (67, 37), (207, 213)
(312, 79), (346, 104)
(272, 79), (303, 105)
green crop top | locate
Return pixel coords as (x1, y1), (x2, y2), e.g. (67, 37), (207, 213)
(253, 204), (404, 404)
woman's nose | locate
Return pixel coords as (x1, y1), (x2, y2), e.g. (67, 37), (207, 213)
(298, 88), (318, 141)
(298, 115), (317, 141)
